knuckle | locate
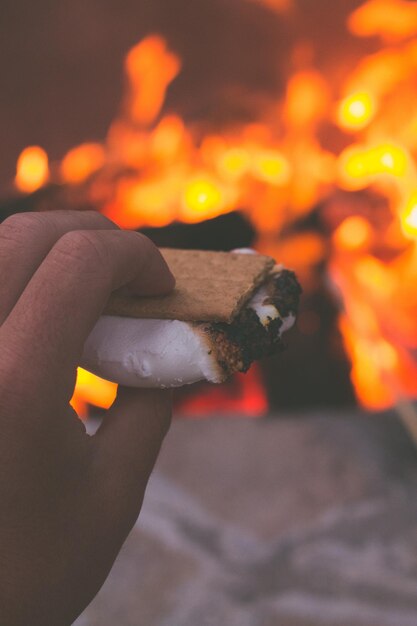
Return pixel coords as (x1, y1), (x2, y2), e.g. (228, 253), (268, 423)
(85, 210), (119, 230)
(0, 212), (48, 242)
(135, 231), (154, 254)
(53, 230), (110, 275)
(127, 232), (155, 267)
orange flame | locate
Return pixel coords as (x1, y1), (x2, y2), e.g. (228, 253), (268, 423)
(284, 71), (330, 129)
(15, 146), (49, 193)
(338, 142), (409, 189)
(349, 0), (417, 42)
(71, 368), (117, 418)
(401, 191), (417, 238)
(333, 216), (373, 251)
(61, 143), (105, 184)
(336, 92), (376, 131)
(12, 13), (417, 415)
(124, 35), (181, 126)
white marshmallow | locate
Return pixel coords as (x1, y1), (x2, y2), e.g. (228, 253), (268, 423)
(80, 266), (296, 388)
(81, 318), (221, 388)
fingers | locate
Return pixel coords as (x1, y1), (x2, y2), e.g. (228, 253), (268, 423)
(92, 387), (172, 530)
(0, 211), (118, 325)
(1, 228), (175, 400)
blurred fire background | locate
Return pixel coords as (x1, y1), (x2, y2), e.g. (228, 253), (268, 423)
(3, 0), (417, 420)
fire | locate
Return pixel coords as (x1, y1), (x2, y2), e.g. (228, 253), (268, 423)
(71, 368), (117, 417)
(284, 71), (330, 129)
(333, 216), (372, 251)
(353, 256), (395, 298)
(105, 175), (183, 229)
(252, 151), (291, 185)
(401, 192), (417, 238)
(175, 365), (268, 417)
(124, 36), (181, 126)
(15, 146), (49, 193)
(348, 0), (417, 42)
(182, 176), (227, 223)
(337, 92), (376, 130)
(61, 143), (105, 184)
(151, 116), (187, 162)
(338, 142), (409, 189)
(16, 3), (417, 415)
(218, 148), (251, 181)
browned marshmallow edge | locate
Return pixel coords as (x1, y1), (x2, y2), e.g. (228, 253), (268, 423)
(192, 268), (302, 381)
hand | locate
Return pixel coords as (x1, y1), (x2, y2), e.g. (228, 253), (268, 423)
(0, 211), (175, 625)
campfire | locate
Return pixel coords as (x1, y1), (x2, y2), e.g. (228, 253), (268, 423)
(9, 0), (417, 418)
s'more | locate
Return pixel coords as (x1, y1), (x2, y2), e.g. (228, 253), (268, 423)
(81, 249), (301, 387)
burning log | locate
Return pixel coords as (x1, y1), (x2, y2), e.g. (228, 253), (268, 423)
(141, 211), (255, 251)
(0, 184), (94, 221)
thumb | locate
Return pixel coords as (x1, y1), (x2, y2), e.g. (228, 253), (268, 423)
(92, 386), (172, 511)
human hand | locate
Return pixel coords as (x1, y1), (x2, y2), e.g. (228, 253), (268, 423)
(0, 211), (175, 625)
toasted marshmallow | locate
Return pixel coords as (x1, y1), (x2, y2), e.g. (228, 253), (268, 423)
(80, 267), (299, 389)
(81, 318), (221, 387)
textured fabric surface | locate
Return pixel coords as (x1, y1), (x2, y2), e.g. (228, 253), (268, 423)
(76, 412), (417, 626)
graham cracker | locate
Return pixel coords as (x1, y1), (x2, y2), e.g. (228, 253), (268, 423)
(105, 249), (275, 323)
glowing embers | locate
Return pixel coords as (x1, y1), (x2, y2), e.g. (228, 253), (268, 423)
(61, 144), (105, 184)
(284, 70), (330, 129)
(331, 206), (417, 410)
(182, 176), (229, 223)
(124, 36), (181, 126)
(104, 172), (185, 229)
(217, 147), (251, 181)
(338, 143), (409, 189)
(174, 365), (268, 418)
(15, 146), (49, 193)
(348, 0), (417, 42)
(252, 151), (291, 185)
(401, 192), (417, 239)
(333, 216), (373, 251)
(338, 308), (417, 411)
(337, 92), (376, 131)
